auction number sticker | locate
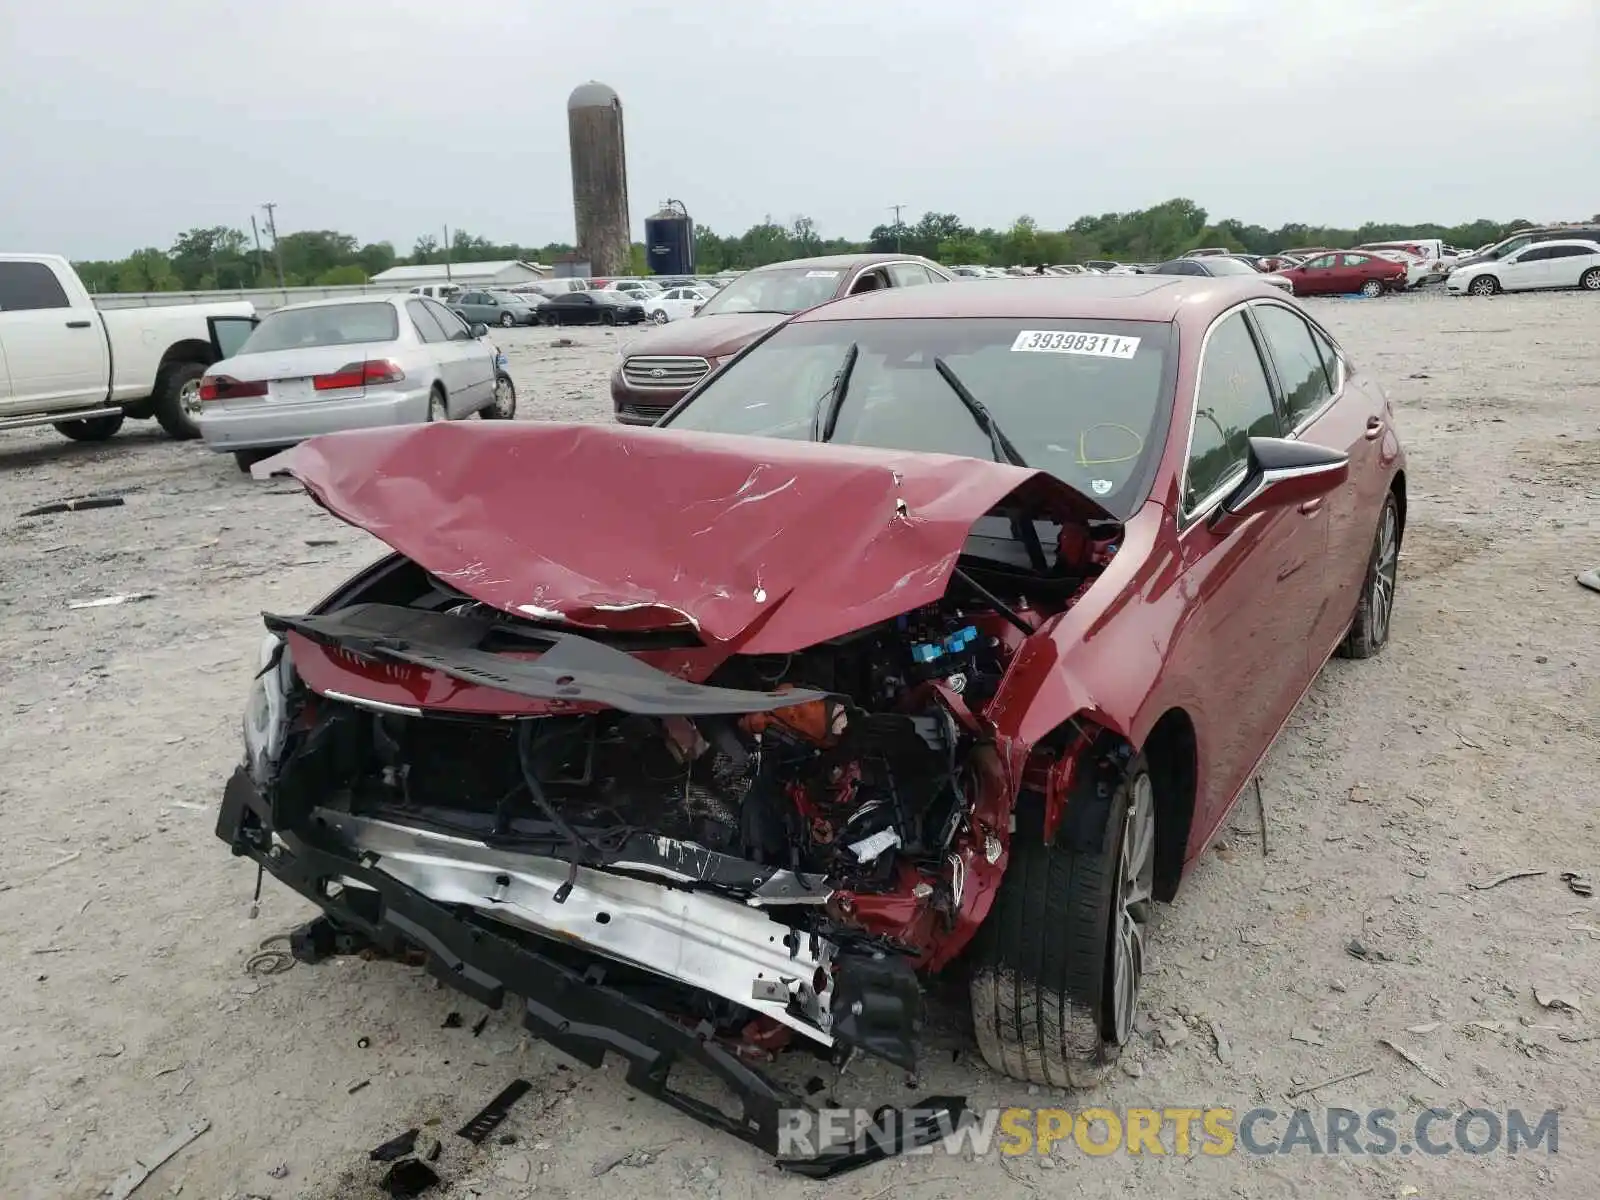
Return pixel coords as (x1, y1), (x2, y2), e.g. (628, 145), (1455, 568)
(1011, 330), (1140, 358)
(805, 270), (841, 278)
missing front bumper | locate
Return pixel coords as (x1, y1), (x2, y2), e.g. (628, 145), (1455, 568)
(217, 768), (962, 1177)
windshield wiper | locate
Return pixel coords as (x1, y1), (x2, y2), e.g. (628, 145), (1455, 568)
(812, 342), (859, 442)
(932, 357), (1029, 468)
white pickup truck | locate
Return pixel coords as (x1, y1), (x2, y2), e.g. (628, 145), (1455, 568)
(0, 253), (258, 443)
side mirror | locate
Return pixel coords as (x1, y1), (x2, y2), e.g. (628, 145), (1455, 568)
(469, 322), (489, 338)
(1212, 436), (1348, 527)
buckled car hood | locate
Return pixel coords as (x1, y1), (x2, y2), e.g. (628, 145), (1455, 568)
(261, 422), (1113, 654)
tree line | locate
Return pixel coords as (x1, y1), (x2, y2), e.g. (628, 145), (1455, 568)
(72, 198), (1565, 292)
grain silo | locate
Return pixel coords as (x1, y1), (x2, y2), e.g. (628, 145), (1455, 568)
(567, 82), (632, 277)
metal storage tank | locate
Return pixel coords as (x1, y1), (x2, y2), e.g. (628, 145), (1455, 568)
(645, 201), (695, 277)
(567, 82), (632, 278)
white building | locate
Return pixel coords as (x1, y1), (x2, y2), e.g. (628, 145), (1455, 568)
(371, 260), (547, 289)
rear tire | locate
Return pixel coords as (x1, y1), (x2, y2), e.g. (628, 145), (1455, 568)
(54, 413), (125, 442)
(427, 386), (449, 423)
(1468, 274), (1500, 297)
(1359, 279), (1384, 298)
(152, 361), (207, 440)
(1580, 267), (1600, 292)
(601, 310), (616, 326)
(1338, 492), (1400, 659)
(234, 448), (276, 473)
(970, 753), (1155, 1088)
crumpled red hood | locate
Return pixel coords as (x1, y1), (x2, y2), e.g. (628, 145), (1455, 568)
(265, 422), (1112, 654)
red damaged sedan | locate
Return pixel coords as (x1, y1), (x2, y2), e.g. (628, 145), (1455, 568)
(218, 275), (1404, 1174)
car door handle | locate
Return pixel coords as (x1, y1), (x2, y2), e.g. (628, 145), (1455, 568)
(65, 319), (93, 328)
(1364, 416), (1385, 440)
(1298, 498), (1325, 515)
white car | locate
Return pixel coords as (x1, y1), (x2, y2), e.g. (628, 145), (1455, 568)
(642, 287), (712, 324)
(194, 295), (516, 471)
(1446, 239), (1600, 297)
(603, 279), (662, 297)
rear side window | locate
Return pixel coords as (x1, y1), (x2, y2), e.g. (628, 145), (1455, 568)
(238, 303), (400, 354)
(1341, 254), (1370, 266)
(1185, 311), (1280, 512)
(888, 263), (934, 287)
(1253, 305), (1334, 429)
(0, 261), (71, 311)
(407, 299), (448, 343)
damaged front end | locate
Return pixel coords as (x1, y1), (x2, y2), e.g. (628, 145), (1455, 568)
(218, 422), (1121, 1174)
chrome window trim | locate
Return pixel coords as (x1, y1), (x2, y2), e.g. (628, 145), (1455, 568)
(1176, 300), (1280, 530)
(1246, 298), (1346, 436)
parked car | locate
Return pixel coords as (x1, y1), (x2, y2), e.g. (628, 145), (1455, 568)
(1149, 256), (1295, 293)
(535, 291), (648, 326)
(450, 290), (540, 328)
(528, 278), (591, 296)
(1446, 239), (1600, 296)
(1448, 224), (1600, 272)
(609, 252), (952, 424)
(193, 295), (515, 471)
(408, 284), (462, 303)
(1181, 246), (1231, 258)
(642, 286), (713, 324)
(0, 253), (256, 442)
(603, 279), (662, 298)
(1277, 252), (1408, 297)
(224, 273), (1403, 1173)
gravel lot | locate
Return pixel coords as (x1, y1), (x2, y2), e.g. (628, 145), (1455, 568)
(2, 294), (1596, 1200)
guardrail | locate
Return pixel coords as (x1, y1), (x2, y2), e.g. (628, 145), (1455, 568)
(92, 283), (410, 312)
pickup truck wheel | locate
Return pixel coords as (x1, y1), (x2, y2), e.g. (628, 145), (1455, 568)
(969, 754), (1155, 1088)
(54, 413), (126, 442)
(152, 361), (206, 440)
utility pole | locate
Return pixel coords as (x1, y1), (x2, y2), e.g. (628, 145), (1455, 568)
(250, 215), (265, 286)
(443, 225), (453, 282)
(261, 203), (287, 292)
(889, 204), (907, 250)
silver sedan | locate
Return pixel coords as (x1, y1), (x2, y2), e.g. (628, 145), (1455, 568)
(193, 295), (517, 470)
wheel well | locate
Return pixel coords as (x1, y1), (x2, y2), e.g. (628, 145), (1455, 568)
(157, 339), (216, 375)
(1389, 470), (1407, 545)
(1142, 708), (1197, 902)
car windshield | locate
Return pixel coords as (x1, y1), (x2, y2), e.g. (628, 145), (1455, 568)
(663, 317), (1176, 518)
(237, 302), (399, 354)
(694, 266), (847, 316)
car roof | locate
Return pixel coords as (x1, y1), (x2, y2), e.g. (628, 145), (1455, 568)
(790, 275), (1284, 324)
(746, 252), (937, 274)
(1517, 238), (1600, 250)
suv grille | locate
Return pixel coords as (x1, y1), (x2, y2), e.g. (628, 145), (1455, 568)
(622, 356), (710, 390)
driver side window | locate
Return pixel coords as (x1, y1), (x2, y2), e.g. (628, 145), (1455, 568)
(1185, 311), (1280, 514)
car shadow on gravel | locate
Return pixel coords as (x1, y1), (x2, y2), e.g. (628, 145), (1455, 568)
(0, 426), (172, 473)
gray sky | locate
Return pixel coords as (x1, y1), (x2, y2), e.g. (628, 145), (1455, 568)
(3, 0), (1596, 259)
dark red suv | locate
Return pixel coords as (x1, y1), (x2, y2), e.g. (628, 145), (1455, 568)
(609, 253), (952, 424)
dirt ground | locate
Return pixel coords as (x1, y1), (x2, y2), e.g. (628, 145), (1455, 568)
(2, 293), (1596, 1200)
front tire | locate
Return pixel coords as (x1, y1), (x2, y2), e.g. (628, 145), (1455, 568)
(152, 361), (207, 440)
(1580, 267), (1600, 292)
(970, 754), (1156, 1087)
(482, 372), (517, 419)
(499, 312), (515, 328)
(54, 412), (125, 442)
(651, 309), (669, 324)
(1468, 274), (1499, 297)
(1338, 491), (1400, 659)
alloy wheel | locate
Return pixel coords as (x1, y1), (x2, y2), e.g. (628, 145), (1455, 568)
(1470, 276), (1497, 296)
(1582, 270), (1600, 291)
(1360, 279), (1383, 297)
(1370, 502), (1399, 645)
(1110, 771), (1156, 1045)
(489, 375), (516, 418)
(652, 310), (669, 324)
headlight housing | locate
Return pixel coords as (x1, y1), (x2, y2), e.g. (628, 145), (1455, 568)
(242, 633), (292, 786)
